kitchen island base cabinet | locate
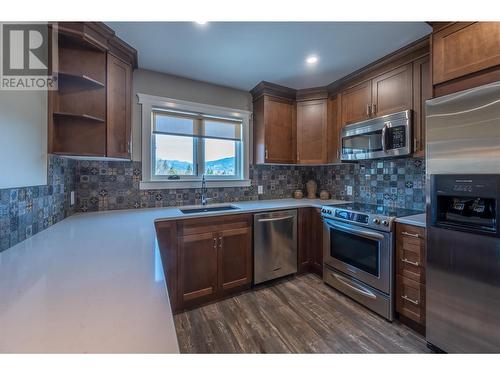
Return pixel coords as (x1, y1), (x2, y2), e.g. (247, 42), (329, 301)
(156, 214), (252, 313)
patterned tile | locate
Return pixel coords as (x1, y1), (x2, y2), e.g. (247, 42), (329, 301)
(1, 155), (425, 253)
(0, 155), (75, 252)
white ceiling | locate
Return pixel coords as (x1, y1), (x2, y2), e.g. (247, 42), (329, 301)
(108, 22), (432, 91)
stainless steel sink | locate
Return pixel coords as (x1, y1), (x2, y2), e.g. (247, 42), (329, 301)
(179, 205), (240, 214)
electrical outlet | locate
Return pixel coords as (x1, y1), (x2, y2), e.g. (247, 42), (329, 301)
(258, 185), (264, 195)
(70, 191), (75, 206)
(346, 186), (353, 196)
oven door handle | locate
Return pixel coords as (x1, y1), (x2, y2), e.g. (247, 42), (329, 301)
(325, 220), (385, 241)
(332, 272), (377, 299)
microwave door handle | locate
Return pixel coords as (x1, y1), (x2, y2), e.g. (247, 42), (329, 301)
(381, 123), (388, 152)
(325, 220), (385, 241)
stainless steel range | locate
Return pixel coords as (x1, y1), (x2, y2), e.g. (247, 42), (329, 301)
(320, 203), (421, 321)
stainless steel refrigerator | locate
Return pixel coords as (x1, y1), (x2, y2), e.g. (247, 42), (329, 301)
(425, 81), (500, 353)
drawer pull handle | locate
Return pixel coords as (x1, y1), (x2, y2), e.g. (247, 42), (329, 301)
(402, 258), (420, 267)
(402, 295), (419, 305)
(402, 231), (420, 238)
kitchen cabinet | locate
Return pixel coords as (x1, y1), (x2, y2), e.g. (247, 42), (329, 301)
(156, 214), (252, 312)
(48, 22), (137, 158)
(179, 232), (219, 308)
(370, 63), (413, 117)
(252, 91), (296, 164)
(395, 223), (426, 331)
(154, 220), (179, 312)
(412, 55), (432, 156)
(339, 64), (413, 127)
(339, 80), (372, 126)
(296, 99), (328, 164)
(297, 208), (323, 277)
(432, 22), (500, 88)
(106, 53), (132, 158)
(218, 226), (252, 295)
(327, 96), (341, 163)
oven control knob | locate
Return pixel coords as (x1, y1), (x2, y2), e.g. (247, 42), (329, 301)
(328, 210), (332, 214)
(372, 218), (380, 225)
(382, 220), (389, 226)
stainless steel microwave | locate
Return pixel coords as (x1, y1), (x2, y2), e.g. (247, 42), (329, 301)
(340, 110), (412, 161)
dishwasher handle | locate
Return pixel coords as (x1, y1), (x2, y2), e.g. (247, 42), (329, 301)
(257, 215), (295, 223)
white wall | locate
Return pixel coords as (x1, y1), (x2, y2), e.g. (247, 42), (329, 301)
(0, 90), (47, 189)
(132, 69), (252, 161)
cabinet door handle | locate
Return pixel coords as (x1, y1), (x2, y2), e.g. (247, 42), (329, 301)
(218, 236), (223, 248)
(366, 104), (371, 117)
(402, 231), (420, 238)
(402, 258), (420, 267)
(213, 237), (217, 250)
(402, 295), (420, 306)
(265, 149), (269, 159)
(372, 103), (377, 115)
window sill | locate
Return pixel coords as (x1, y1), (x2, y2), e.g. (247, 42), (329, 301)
(139, 179), (252, 190)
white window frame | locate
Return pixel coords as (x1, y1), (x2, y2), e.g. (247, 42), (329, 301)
(137, 93), (251, 189)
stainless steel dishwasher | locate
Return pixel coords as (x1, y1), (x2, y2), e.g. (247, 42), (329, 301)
(253, 210), (297, 284)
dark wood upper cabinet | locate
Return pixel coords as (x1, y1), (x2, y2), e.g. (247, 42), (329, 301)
(253, 95), (296, 164)
(48, 22), (136, 159)
(296, 99), (328, 164)
(106, 53), (132, 158)
(251, 82), (297, 164)
(432, 22), (500, 85)
(327, 96), (341, 163)
(371, 63), (413, 117)
(432, 22), (500, 96)
(179, 232), (219, 308)
(412, 55), (431, 157)
(339, 80), (372, 126)
(218, 226), (252, 295)
(339, 64), (413, 127)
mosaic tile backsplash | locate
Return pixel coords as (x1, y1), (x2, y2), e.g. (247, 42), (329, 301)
(74, 157), (425, 213)
(0, 155), (424, 252)
(315, 158), (426, 211)
(0, 155), (75, 252)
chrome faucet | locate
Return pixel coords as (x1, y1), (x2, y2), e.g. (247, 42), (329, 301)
(201, 174), (208, 206)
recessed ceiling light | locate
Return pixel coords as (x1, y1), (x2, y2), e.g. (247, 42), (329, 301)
(306, 55), (318, 64)
(195, 21), (208, 25)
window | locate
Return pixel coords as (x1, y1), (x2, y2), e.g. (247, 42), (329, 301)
(138, 94), (251, 189)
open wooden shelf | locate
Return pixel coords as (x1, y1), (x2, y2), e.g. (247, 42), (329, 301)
(53, 112), (105, 123)
(57, 72), (105, 88)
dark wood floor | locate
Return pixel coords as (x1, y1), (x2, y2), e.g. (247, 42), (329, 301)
(174, 273), (429, 353)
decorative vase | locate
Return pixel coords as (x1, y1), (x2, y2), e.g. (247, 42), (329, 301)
(306, 180), (317, 199)
(319, 190), (330, 200)
(293, 190), (304, 199)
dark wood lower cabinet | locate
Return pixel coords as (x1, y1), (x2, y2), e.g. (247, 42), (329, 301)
(395, 223), (426, 334)
(156, 214), (252, 313)
(298, 207), (324, 277)
(179, 232), (219, 308)
(218, 226), (252, 295)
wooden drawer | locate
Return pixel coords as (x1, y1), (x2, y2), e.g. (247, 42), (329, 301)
(396, 275), (425, 325)
(396, 223), (426, 283)
(177, 214), (252, 236)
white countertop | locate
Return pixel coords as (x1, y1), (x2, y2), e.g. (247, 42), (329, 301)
(395, 213), (426, 228)
(0, 198), (346, 353)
